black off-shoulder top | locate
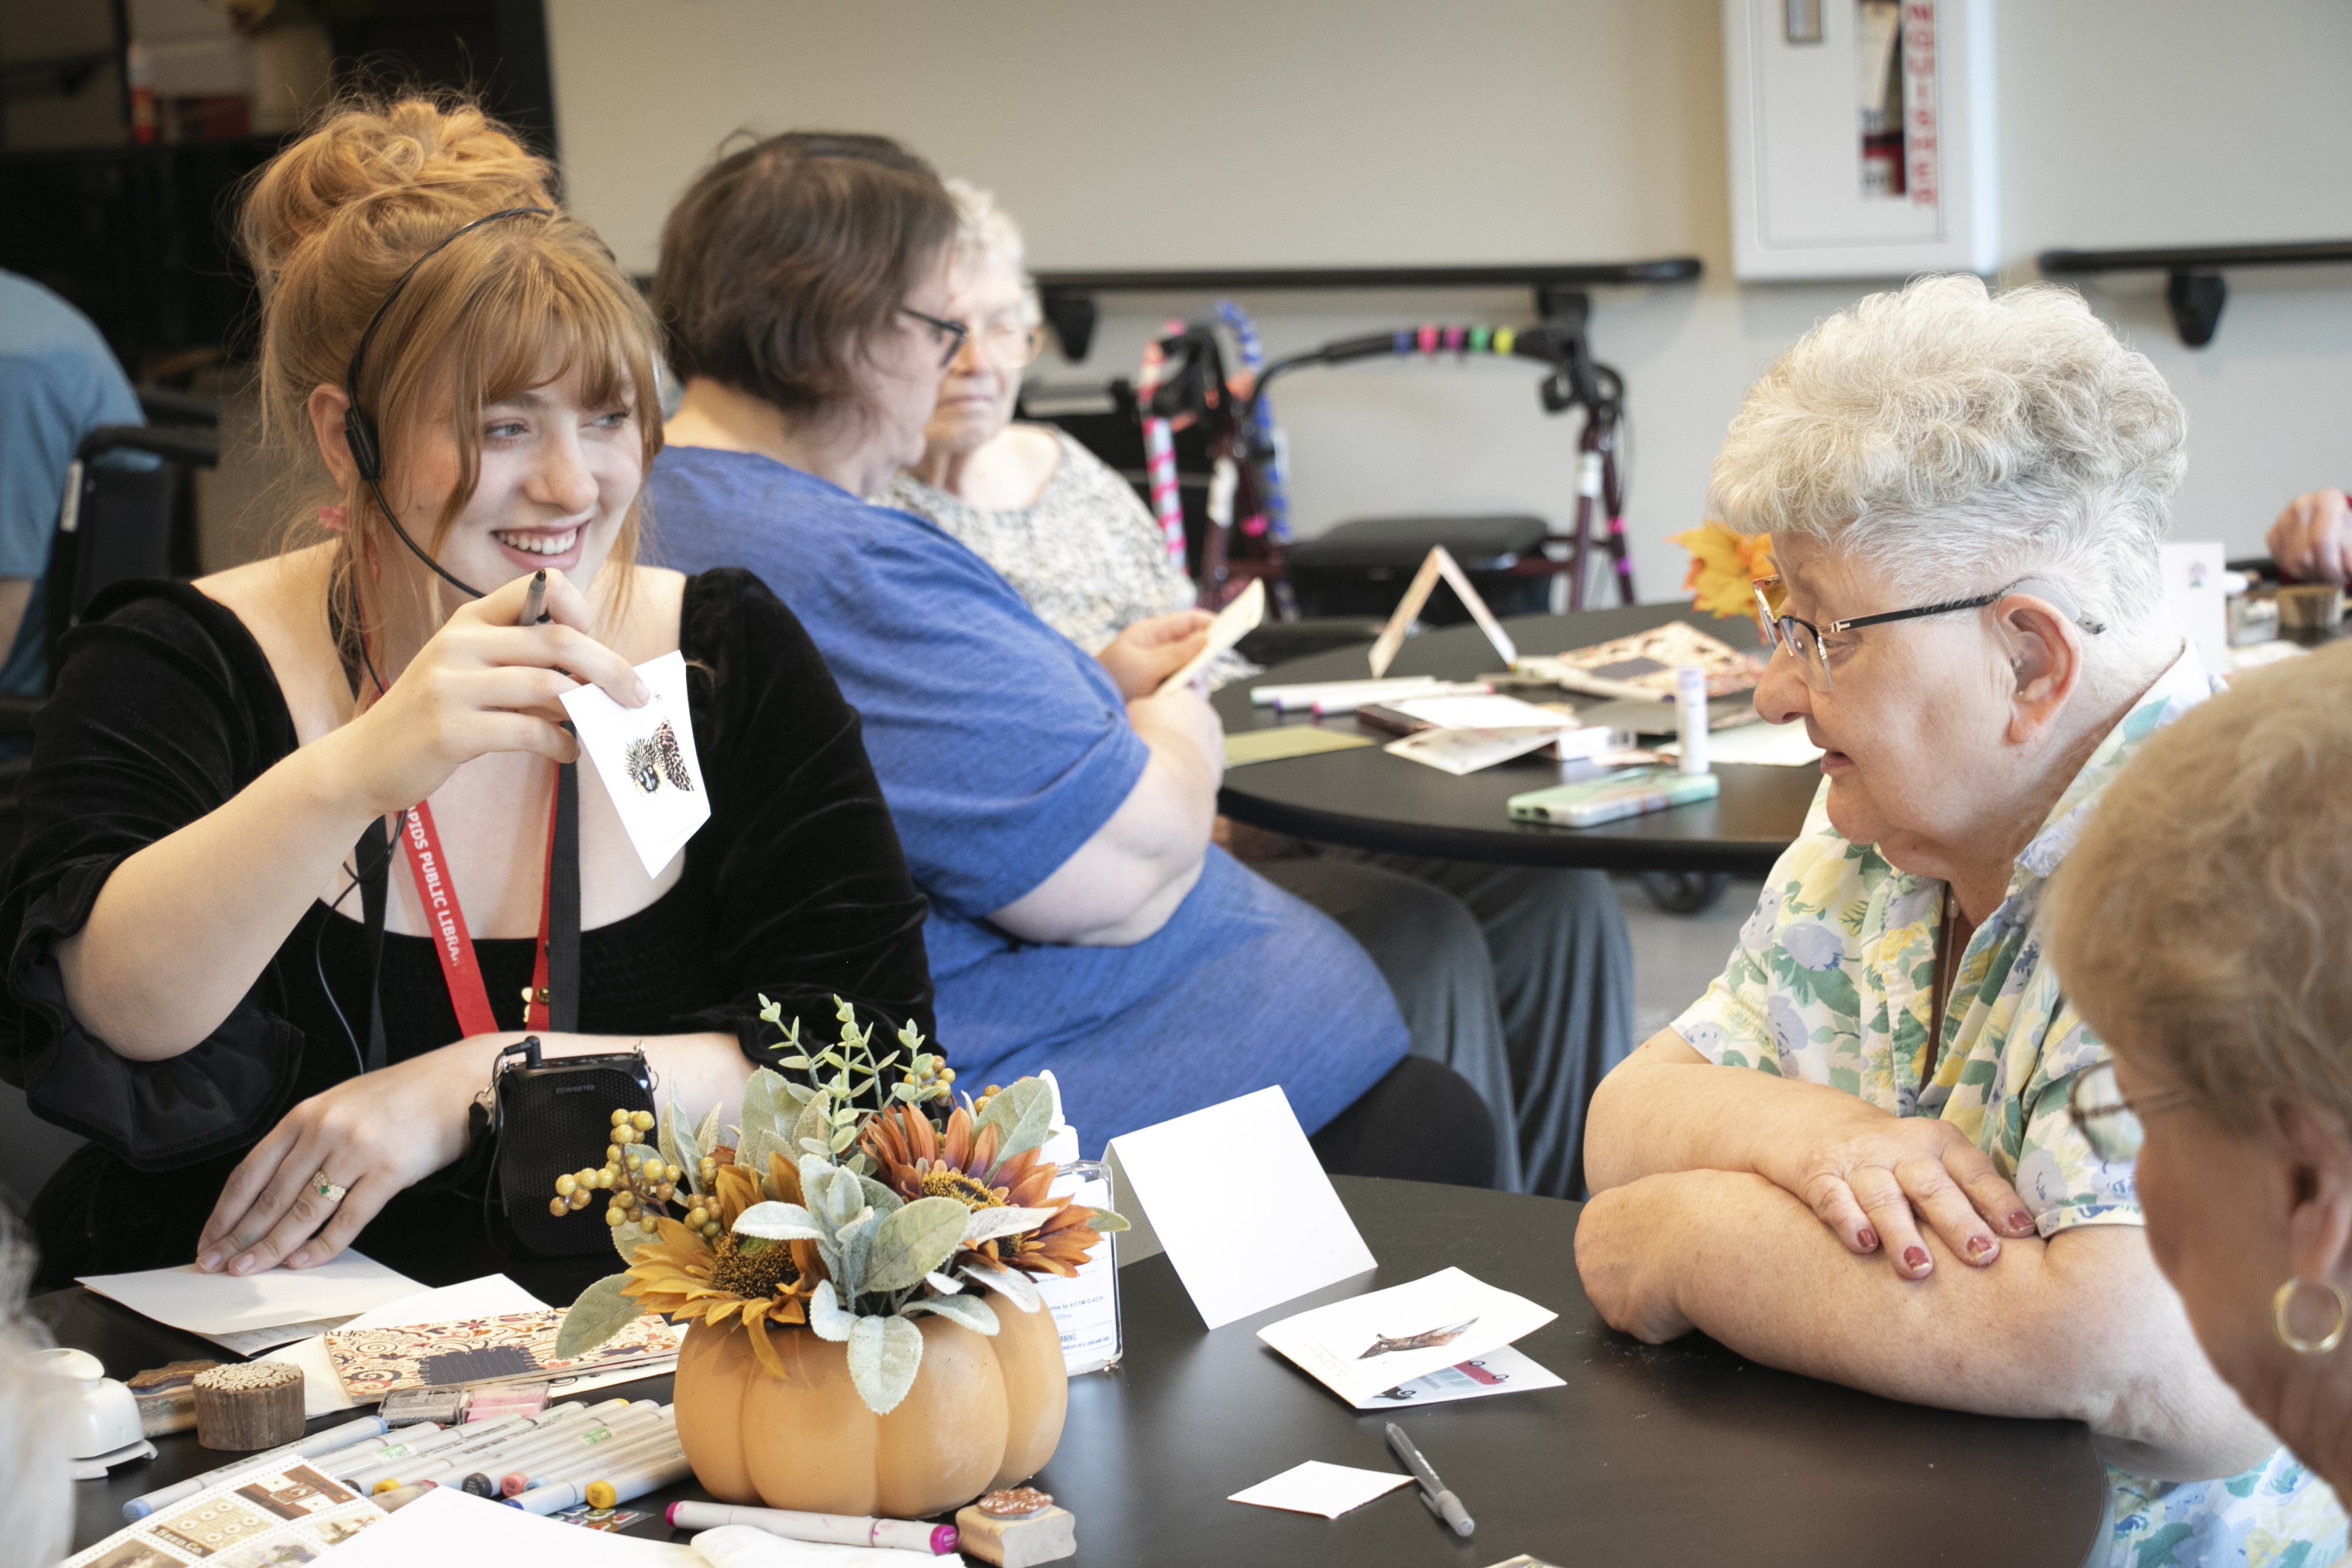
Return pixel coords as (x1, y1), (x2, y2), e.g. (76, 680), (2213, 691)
(0, 568), (935, 1284)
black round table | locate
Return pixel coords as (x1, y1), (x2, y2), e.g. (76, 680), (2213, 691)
(1214, 605), (1821, 877)
(46, 1177), (2106, 1567)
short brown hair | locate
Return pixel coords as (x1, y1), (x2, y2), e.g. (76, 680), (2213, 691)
(2051, 641), (2352, 1132)
(653, 131), (957, 414)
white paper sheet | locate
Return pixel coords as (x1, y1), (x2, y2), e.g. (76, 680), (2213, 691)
(1105, 1087), (1374, 1330)
(1228, 1460), (1415, 1518)
(1659, 719), (1824, 767)
(562, 649), (712, 877)
(1384, 695), (1574, 731)
(324, 1485), (704, 1566)
(79, 1251), (425, 1334)
(1256, 1267), (1558, 1406)
(1359, 1343), (1566, 1409)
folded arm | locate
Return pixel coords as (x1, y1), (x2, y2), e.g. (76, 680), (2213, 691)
(1586, 1030), (2037, 1276)
(988, 687), (1222, 946)
(1574, 1169), (2277, 1482)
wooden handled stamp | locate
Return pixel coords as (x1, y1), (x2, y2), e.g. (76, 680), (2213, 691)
(955, 1487), (1076, 1567)
(192, 1361), (305, 1451)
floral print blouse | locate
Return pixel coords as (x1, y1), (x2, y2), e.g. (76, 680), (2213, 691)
(1673, 645), (2346, 1568)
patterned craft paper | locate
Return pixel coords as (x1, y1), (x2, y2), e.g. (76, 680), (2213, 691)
(64, 1461), (383, 1567)
(325, 1309), (679, 1404)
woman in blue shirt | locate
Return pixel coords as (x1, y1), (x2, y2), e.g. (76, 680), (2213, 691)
(643, 132), (1491, 1180)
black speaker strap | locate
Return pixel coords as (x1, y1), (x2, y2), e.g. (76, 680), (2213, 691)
(357, 816), (391, 1075)
(547, 757), (581, 1034)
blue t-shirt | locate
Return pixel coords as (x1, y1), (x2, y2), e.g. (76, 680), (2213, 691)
(0, 272), (145, 696)
(646, 445), (1409, 1147)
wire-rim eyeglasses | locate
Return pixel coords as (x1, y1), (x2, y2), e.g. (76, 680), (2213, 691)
(1751, 573), (2108, 691)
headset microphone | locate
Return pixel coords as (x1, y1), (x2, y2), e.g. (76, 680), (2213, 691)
(341, 206), (555, 601)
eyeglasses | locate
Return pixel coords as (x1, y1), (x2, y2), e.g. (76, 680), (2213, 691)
(1751, 574), (2107, 692)
(952, 320), (1044, 370)
(900, 307), (970, 370)
(2067, 1060), (2196, 1163)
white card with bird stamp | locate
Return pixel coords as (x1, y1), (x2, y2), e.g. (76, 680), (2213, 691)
(562, 650), (710, 877)
(1256, 1266), (1556, 1407)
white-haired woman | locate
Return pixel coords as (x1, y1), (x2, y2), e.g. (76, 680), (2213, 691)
(881, 182), (1637, 1201)
(1573, 275), (2345, 1566)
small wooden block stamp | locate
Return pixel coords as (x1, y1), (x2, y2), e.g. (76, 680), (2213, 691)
(955, 1488), (1076, 1567)
(193, 1360), (306, 1451)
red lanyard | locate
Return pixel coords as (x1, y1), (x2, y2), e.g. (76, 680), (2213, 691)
(357, 627), (565, 1040)
(395, 782), (560, 1038)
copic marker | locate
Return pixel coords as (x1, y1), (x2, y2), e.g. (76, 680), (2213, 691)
(512, 1451), (691, 1516)
(340, 1400), (603, 1491)
(369, 1402), (621, 1490)
(124, 1413), (389, 1520)
(482, 1402), (670, 1493)
(308, 1422), (448, 1478)
(336, 1408), (547, 1489)
(665, 1501), (958, 1555)
(504, 1420), (681, 1506)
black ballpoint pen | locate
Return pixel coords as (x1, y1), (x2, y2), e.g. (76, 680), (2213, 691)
(1385, 1421), (1473, 1536)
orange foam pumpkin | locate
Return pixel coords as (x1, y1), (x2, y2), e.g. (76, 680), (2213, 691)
(672, 1295), (1067, 1519)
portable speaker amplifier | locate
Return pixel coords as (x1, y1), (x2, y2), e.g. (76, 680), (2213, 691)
(495, 1044), (656, 1257)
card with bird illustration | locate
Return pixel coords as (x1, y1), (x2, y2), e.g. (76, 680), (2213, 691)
(1256, 1267), (1557, 1408)
(560, 649), (711, 877)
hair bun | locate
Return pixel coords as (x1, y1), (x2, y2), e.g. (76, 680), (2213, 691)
(239, 95), (556, 299)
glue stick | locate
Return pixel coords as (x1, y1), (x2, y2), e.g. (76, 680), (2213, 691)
(1674, 665), (1710, 775)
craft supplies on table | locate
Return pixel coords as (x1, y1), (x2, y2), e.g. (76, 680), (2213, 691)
(72, 1440), (390, 1566)
(1659, 719), (1824, 768)
(1361, 1343), (1566, 1408)
(324, 1304), (680, 1404)
(122, 1410), (390, 1520)
(1223, 725), (1375, 767)
(193, 1358), (307, 1449)
(1514, 621), (1762, 703)
(76, 1251), (425, 1352)
(1507, 767), (1722, 826)
(1228, 1460), (1416, 1519)
(1255, 1267), (1558, 1409)
(669, 1501), (958, 1555)
(1248, 675), (1483, 714)
(692, 1522), (969, 1566)
(316, 1483), (704, 1565)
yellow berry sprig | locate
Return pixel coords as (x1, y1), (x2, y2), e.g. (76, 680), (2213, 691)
(547, 1108), (725, 1246)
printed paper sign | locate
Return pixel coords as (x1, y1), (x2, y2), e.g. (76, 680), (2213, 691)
(561, 650), (711, 877)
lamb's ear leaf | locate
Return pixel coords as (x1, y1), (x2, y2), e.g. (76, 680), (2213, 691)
(856, 1174), (905, 1220)
(554, 1275), (642, 1359)
(739, 1068), (790, 1140)
(973, 1079), (1055, 1170)
(694, 1103), (723, 1167)
(730, 1201), (826, 1242)
(806, 1279), (854, 1342)
(610, 1217), (658, 1264)
(961, 1260), (1042, 1314)
(791, 1091), (833, 1159)
(846, 1312), (924, 1416)
(961, 1206), (1058, 1245)
(902, 1292), (998, 1335)
(864, 1197), (970, 1293)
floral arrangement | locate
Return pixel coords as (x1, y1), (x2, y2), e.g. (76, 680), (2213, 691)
(554, 998), (1124, 1417)
(1669, 524), (1775, 624)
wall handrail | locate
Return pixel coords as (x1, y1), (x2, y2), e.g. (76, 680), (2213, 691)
(2036, 239), (2352, 347)
(1030, 257), (1703, 359)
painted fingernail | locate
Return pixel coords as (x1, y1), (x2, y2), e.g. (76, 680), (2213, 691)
(1966, 1235), (1997, 1261)
(1856, 1228), (1879, 1252)
(1903, 1246), (1931, 1274)
(2008, 1210), (2035, 1234)
(197, 1252), (220, 1272)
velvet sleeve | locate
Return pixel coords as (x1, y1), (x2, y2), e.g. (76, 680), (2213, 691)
(673, 569), (940, 1066)
(0, 583), (309, 1169)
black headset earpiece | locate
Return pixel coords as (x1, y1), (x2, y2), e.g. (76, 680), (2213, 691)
(340, 205), (555, 599)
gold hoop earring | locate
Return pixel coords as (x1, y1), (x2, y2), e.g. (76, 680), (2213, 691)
(2273, 1276), (2350, 1355)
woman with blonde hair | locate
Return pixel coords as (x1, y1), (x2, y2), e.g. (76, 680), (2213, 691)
(2053, 641), (2352, 1562)
(0, 96), (934, 1287)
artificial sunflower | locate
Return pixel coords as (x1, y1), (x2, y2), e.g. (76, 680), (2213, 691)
(619, 1151), (825, 1377)
(860, 1101), (1107, 1279)
(1668, 524), (1775, 624)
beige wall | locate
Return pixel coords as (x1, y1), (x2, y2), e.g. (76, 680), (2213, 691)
(548, 0), (2352, 598)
